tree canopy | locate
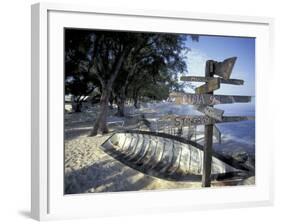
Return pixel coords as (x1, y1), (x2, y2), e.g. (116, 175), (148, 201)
(65, 29), (197, 135)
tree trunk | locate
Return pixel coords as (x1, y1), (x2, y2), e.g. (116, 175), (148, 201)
(89, 46), (129, 136)
(116, 87), (126, 117)
(109, 94), (114, 109)
(133, 88), (141, 108)
(133, 96), (139, 108)
(73, 101), (82, 112)
(89, 87), (110, 136)
(116, 98), (125, 116)
(72, 96), (83, 112)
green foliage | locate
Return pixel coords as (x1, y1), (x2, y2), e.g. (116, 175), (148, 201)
(65, 29), (100, 103)
(65, 28), (197, 108)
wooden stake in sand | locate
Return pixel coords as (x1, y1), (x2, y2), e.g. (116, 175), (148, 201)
(174, 57), (254, 187)
(201, 60), (215, 187)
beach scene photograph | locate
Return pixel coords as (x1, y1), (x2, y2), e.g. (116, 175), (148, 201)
(64, 28), (255, 194)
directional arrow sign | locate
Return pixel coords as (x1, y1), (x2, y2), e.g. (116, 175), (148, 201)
(213, 57), (237, 79)
(195, 105), (224, 121)
(195, 78), (220, 94)
(180, 76), (244, 85)
(169, 92), (252, 105)
(160, 115), (255, 127)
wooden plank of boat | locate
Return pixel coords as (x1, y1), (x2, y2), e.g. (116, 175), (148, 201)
(155, 139), (174, 172)
(153, 130), (253, 173)
(118, 133), (128, 151)
(124, 134), (138, 155)
(180, 76), (244, 85)
(106, 133), (130, 159)
(121, 135), (146, 160)
(195, 78), (220, 94)
(195, 105), (224, 121)
(130, 134), (149, 160)
(124, 134), (142, 159)
(189, 145), (201, 174)
(152, 140), (168, 171)
(122, 134), (134, 152)
(135, 135), (153, 165)
(161, 115), (255, 127)
(141, 136), (158, 166)
(126, 134), (146, 161)
(177, 143), (190, 175)
(196, 146), (204, 174)
(167, 144), (182, 174)
(150, 140), (165, 169)
(134, 135), (153, 164)
(99, 131), (253, 181)
(160, 141), (175, 173)
(169, 92), (251, 105)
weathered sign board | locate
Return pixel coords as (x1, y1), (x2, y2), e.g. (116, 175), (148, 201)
(180, 76), (244, 85)
(169, 92), (251, 105)
(213, 57), (237, 79)
(170, 57), (254, 188)
(160, 115), (255, 127)
(195, 78), (220, 94)
(195, 105), (224, 121)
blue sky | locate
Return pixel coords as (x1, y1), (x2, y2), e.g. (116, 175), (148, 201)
(183, 35), (255, 96)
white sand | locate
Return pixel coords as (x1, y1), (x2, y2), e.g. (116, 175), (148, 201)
(64, 103), (255, 194)
(65, 131), (204, 194)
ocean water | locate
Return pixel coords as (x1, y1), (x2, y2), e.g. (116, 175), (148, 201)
(215, 102), (255, 154)
(145, 101), (255, 156)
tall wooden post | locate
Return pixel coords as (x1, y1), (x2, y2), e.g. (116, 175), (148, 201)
(172, 57), (251, 187)
(202, 60), (214, 187)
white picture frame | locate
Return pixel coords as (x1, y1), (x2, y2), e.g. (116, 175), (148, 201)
(31, 2), (274, 221)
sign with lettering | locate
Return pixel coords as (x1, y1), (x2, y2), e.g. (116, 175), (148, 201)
(195, 78), (220, 94)
(195, 105), (224, 121)
(180, 76), (244, 85)
(160, 115), (255, 127)
(169, 93), (251, 105)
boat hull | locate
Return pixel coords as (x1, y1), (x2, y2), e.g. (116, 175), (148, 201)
(99, 130), (251, 181)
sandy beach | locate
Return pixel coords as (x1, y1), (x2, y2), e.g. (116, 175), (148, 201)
(64, 103), (255, 194)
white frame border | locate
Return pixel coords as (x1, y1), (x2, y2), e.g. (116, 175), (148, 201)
(31, 2), (275, 221)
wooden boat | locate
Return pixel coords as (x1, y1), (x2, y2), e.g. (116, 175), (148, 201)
(99, 130), (253, 182)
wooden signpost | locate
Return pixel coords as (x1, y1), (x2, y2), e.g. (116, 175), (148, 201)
(213, 57), (237, 79)
(170, 92), (251, 105)
(202, 60), (215, 187)
(180, 76), (244, 85)
(169, 57), (254, 187)
(161, 115), (254, 126)
(195, 78), (220, 94)
(195, 105), (224, 121)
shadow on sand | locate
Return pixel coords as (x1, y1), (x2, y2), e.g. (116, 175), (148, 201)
(64, 158), (154, 194)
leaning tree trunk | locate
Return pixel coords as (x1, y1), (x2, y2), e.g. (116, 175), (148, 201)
(89, 46), (129, 136)
(89, 87), (110, 136)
